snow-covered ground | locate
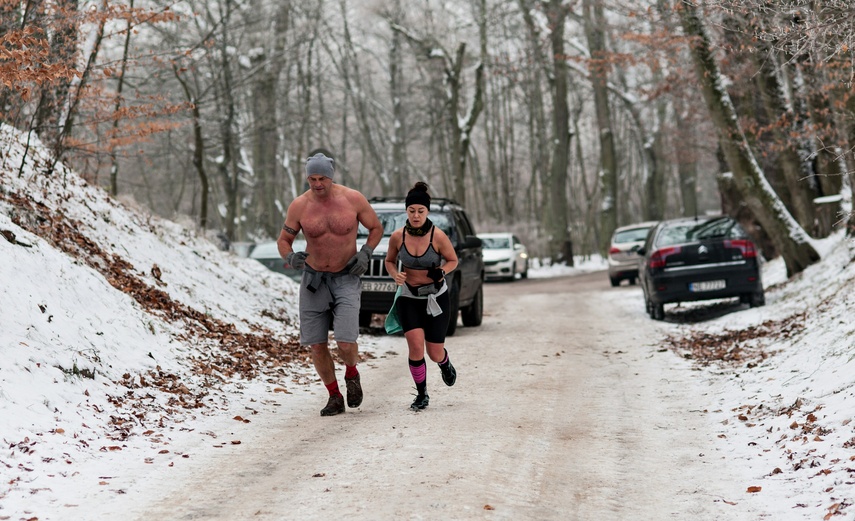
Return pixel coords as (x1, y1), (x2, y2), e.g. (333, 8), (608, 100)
(2, 123), (855, 520)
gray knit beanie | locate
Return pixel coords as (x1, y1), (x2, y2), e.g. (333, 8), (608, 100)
(305, 153), (335, 179)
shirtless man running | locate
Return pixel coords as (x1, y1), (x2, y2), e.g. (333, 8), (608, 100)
(277, 152), (383, 416)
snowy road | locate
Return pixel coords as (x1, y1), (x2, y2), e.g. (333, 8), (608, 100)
(89, 271), (758, 520)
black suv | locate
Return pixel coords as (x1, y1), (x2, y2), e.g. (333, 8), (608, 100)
(357, 197), (485, 336)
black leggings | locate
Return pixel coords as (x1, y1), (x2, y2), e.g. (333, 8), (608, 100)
(395, 291), (450, 344)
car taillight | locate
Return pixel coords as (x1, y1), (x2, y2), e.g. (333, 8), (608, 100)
(648, 246), (681, 269)
(725, 239), (757, 258)
(608, 247), (621, 255)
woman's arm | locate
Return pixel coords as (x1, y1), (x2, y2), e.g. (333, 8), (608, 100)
(435, 229), (459, 274)
(385, 230), (407, 285)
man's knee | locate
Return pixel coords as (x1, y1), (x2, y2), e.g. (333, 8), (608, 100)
(337, 341), (358, 352)
(309, 343), (330, 355)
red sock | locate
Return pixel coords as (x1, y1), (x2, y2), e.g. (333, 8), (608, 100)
(345, 364), (359, 379)
(325, 380), (342, 397)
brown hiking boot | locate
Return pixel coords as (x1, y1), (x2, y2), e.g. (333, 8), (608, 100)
(320, 394), (345, 416)
(345, 374), (363, 408)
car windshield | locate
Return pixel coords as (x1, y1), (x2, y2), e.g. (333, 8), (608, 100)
(614, 227), (650, 243)
(481, 237), (510, 249)
(358, 211), (452, 237)
(656, 217), (744, 247)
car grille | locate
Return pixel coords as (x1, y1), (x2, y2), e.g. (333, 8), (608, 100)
(363, 257), (397, 278)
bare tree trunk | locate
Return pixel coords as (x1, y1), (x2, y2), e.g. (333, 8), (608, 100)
(846, 94), (855, 235)
(341, 1), (389, 194)
(246, 0), (287, 238)
(50, 0), (107, 174)
(478, 0), (501, 221)
(173, 65), (209, 229)
(674, 103), (699, 217)
(447, 42), (484, 207)
(217, 0), (239, 241)
(32, 0), (77, 146)
(388, 0), (408, 195)
(643, 66), (668, 221)
(109, 0), (134, 197)
(752, 45), (817, 233)
(518, 1), (546, 227)
(583, 0), (618, 255)
(546, 0), (572, 263)
(679, 0), (819, 277)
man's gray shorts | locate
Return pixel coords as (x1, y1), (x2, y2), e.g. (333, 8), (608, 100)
(299, 270), (361, 346)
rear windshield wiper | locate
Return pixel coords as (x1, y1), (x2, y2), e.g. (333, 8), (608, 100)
(688, 216), (732, 239)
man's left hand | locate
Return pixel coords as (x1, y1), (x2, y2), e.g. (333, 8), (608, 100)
(348, 244), (373, 276)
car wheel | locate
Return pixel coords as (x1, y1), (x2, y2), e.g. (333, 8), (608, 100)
(610, 276), (620, 287)
(358, 310), (373, 328)
(651, 302), (665, 321)
(445, 278), (460, 336)
(461, 284), (483, 327)
(629, 278), (637, 286)
(749, 290), (765, 308)
(646, 296), (664, 320)
(521, 261), (528, 279)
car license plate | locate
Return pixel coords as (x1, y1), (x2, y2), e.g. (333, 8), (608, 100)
(362, 281), (397, 292)
(689, 280), (726, 292)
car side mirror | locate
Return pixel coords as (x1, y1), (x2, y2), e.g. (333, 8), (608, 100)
(636, 247), (646, 256)
(630, 244), (640, 253)
(463, 235), (482, 248)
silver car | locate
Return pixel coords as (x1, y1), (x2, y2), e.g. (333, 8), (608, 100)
(607, 222), (657, 287)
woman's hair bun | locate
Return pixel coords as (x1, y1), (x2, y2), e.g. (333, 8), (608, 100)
(412, 181), (429, 193)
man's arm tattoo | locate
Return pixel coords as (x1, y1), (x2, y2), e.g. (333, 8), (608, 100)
(282, 223), (298, 235)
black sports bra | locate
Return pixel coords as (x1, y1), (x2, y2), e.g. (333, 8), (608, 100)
(398, 226), (442, 269)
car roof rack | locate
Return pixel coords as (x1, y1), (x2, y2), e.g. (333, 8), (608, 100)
(368, 196), (460, 208)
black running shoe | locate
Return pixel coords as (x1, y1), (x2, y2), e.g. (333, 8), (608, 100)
(345, 374), (363, 408)
(320, 394), (345, 416)
(410, 392), (429, 411)
(439, 361), (456, 387)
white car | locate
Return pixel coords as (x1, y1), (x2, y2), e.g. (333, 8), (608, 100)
(250, 238), (307, 281)
(480, 232), (528, 281)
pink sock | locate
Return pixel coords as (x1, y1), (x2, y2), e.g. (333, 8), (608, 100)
(408, 358), (426, 384)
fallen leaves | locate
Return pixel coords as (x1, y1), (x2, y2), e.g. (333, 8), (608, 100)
(664, 312), (806, 367)
(1, 188), (307, 387)
(825, 501), (851, 520)
(747, 486), (762, 493)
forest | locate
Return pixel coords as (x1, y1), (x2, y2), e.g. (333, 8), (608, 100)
(2, 0), (853, 275)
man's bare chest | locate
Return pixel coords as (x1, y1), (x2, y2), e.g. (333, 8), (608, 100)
(301, 208), (357, 238)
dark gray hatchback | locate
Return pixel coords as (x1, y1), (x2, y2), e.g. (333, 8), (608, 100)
(637, 216), (765, 320)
